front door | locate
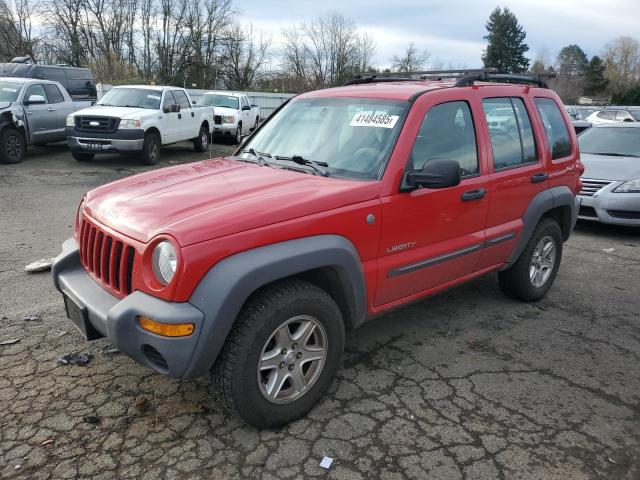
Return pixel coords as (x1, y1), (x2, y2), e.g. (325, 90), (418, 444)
(23, 83), (58, 143)
(159, 91), (180, 144)
(375, 98), (490, 308)
(171, 90), (196, 140)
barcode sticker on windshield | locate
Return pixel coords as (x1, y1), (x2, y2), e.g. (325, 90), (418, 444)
(350, 111), (399, 129)
(1, 87), (17, 93)
(147, 94), (161, 100)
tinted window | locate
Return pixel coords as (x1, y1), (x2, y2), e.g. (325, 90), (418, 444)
(483, 97), (538, 169)
(410, 101), (479, 176)
(24, 84), (48, 103)
(67, 77), (95, 99)
(44, 84), (64, 103)
(534, 98), (572, 159)
(578, 127), (640, 157)
(172, 90), (190, 109)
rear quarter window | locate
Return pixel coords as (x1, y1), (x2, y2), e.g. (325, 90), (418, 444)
(534, 98), (572, 160)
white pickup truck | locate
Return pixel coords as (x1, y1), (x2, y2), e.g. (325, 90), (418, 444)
(66, 85), (215, 164)
(198, 92), (260, 144)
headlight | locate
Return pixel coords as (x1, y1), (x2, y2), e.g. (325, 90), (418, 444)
(152, 241), (177, 286)
(613, 179), (640, 193)
(119, 119), (142, 129)
(66, 115), (75, 127)
(222, 115), (235, 124)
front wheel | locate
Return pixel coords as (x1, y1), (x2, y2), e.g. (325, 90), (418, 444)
(212, 280), (345, 428)
(72, 151), (94, 162)
(193, 125), (210, 152)
(141, 132), (160, 165)
(0, 128), (26, 164)
(498, 217), (563, 302)
(232, 124), (242, 145)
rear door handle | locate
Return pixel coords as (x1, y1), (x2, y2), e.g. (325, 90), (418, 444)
(461, 188), (486, 201)
(178, 114), (182, 119)
(531, 173), (548, 183)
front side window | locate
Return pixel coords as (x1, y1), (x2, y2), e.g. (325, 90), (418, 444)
(162, 91), (177, 110)
(483, 97), (537, 170)
(534, 98), (572, 159)
(240, 97), (408, 180)
(172, 90), (190, 109)
(24, 84), (48, 104)
(409, 101), (479, 176)
(597, 111), (615, 120)
(0, 81), (21, 102)
(97, 88), (162, 109)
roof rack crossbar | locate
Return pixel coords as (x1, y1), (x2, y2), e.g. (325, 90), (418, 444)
(455, 72), (557, 88)
(344, 68), (499, 86)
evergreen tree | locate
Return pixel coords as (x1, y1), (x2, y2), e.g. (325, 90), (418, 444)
(584, 55), (609, 95)
(556, 45), (588, 77)
(482, 7), (530, 74)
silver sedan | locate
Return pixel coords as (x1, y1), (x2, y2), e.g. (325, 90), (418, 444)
(577, 123), (640, 226)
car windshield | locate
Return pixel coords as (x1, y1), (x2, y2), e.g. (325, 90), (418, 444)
(579, 127), (640, 157)
(201, 94), (239, 109)
(239, 97), (408, 180)
(0, 81), (21, 102)
(97, 88), (161, 109)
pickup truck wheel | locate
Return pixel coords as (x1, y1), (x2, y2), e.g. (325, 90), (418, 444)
(498, 218), (563, 302)
(212, 280), (345, 428)
(193, 125), (210, 152)
(71, 151), (94, 162)
(0, 128), (26, 164)
(141, 132), (160, 165)
(232, 124), (242, 145)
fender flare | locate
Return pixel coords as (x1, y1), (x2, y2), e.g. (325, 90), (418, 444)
(183, 234), (367, 378)
(503, 186), (579, 268)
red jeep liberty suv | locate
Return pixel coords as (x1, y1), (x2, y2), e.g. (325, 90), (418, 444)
(53, 70), (582, 428)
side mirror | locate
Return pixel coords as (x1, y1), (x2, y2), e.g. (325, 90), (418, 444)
(25, 94), (46, 105)
(403, 159), (461, 191)
(622, 117), (634, 122)
(242, 104), (251, 111)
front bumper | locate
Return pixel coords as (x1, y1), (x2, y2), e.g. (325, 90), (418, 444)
(213, 124), (237, 137)
(578, 182), (640, 226)
(52, 238), (205, 378)
(66, 127), (145, 154)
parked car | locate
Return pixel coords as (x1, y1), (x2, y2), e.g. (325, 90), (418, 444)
(0, 62), (96, 103)
(52, 71), (581, 428)
(198, 91), (260, 144)
(571, 119), (592, 134)
(577, 123), (640, 226)
(65, 85), (215, 164)
(565, 105), (598, 121)
(585, 108), (639, 125)
(0, 77), (92, 164)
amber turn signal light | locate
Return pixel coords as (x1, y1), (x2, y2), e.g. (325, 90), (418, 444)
(138, 316), (194, 337)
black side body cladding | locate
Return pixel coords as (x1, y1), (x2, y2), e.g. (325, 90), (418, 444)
(184, 235), (366, 378)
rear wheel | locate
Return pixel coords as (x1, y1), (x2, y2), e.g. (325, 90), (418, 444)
(212, 280), (345, 428)
(193, 125), (209, 152)
(232, 123), (242, 145)
(498, 217), (563, 302)
(72, 151), (94, 162)
(141, 132), (160, 165)
(0, 128), (26, 164)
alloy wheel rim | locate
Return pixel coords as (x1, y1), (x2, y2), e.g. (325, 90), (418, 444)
(530, 236), (556, 288)
(7, 135), (22, 159)
(149, 141), (158, 161)
(257, 315), (328, 404)
(202, 131), (208, 148)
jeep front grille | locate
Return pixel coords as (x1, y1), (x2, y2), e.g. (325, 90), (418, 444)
(75, 116), (119, 133)
(579, 178), (613, 197)
(79, 219), (135, 295)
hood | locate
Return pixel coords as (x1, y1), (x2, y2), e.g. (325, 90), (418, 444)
(84, 158), (380, 246)
(580, 152), (640, 181)
(213, 106), (238, 116)
(0, 101), (11, 109)
(72, 105), (155, 119)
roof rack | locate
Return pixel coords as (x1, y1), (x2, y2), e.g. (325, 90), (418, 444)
(343, 68), (555, 88)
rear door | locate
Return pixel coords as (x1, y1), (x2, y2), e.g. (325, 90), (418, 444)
(475, 93), (549, 271)
(23, 83), (58, 143)
(375, 95), (490, 307)
(44, 83), (72, 141)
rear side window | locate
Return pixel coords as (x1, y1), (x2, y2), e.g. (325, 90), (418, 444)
(172, 90), (190, 109)
(410, 101), (479, 176)
(534, 98), (572, 159)
(482, 97), (537, 170)
(44, 84), (64, 103)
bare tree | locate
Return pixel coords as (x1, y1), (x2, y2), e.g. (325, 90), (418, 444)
(0, 0), (38, 61)
(602, 36), (640, 95)
(220, 23), (271, 90)
(390, 42), (430, 72)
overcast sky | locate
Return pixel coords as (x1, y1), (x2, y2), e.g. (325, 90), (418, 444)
(236, 0), (640, 69)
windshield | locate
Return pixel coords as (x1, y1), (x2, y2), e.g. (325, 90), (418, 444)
(201, 94), (239, 109)
(97, 88), (162, 109)
(579, 127), (640, 157)
(239, 97), (408, 180)
(0, 81), (21, 102)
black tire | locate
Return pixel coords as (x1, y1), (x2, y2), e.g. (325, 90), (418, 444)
(0, 128), (26, 164)
(71, 151), (94, 162)
(212, 280), (345, 429)
(232, 123), (242, 145)
(193, 125), (210, 152)
(498, 217), (563, 302)
(252, 116), (259, 131)
(141, 132), (160, 165)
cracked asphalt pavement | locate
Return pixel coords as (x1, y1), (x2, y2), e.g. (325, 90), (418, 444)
(1, 143), (639, 479)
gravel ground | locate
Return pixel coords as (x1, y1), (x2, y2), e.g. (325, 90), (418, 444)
(0, 143), (639, 480)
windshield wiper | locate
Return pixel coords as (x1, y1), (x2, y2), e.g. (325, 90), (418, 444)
(275, 155), (330, 177)
(590, 152), (640, 158)
(242, 148), (271, 166)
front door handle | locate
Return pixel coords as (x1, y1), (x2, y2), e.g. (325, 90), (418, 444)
(47, 107), (56, 112)
(461, 188), (486, 201)
(178, 114), (182, 119)
(531, 173), (548, 183)
(191, 111), (194, 117)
